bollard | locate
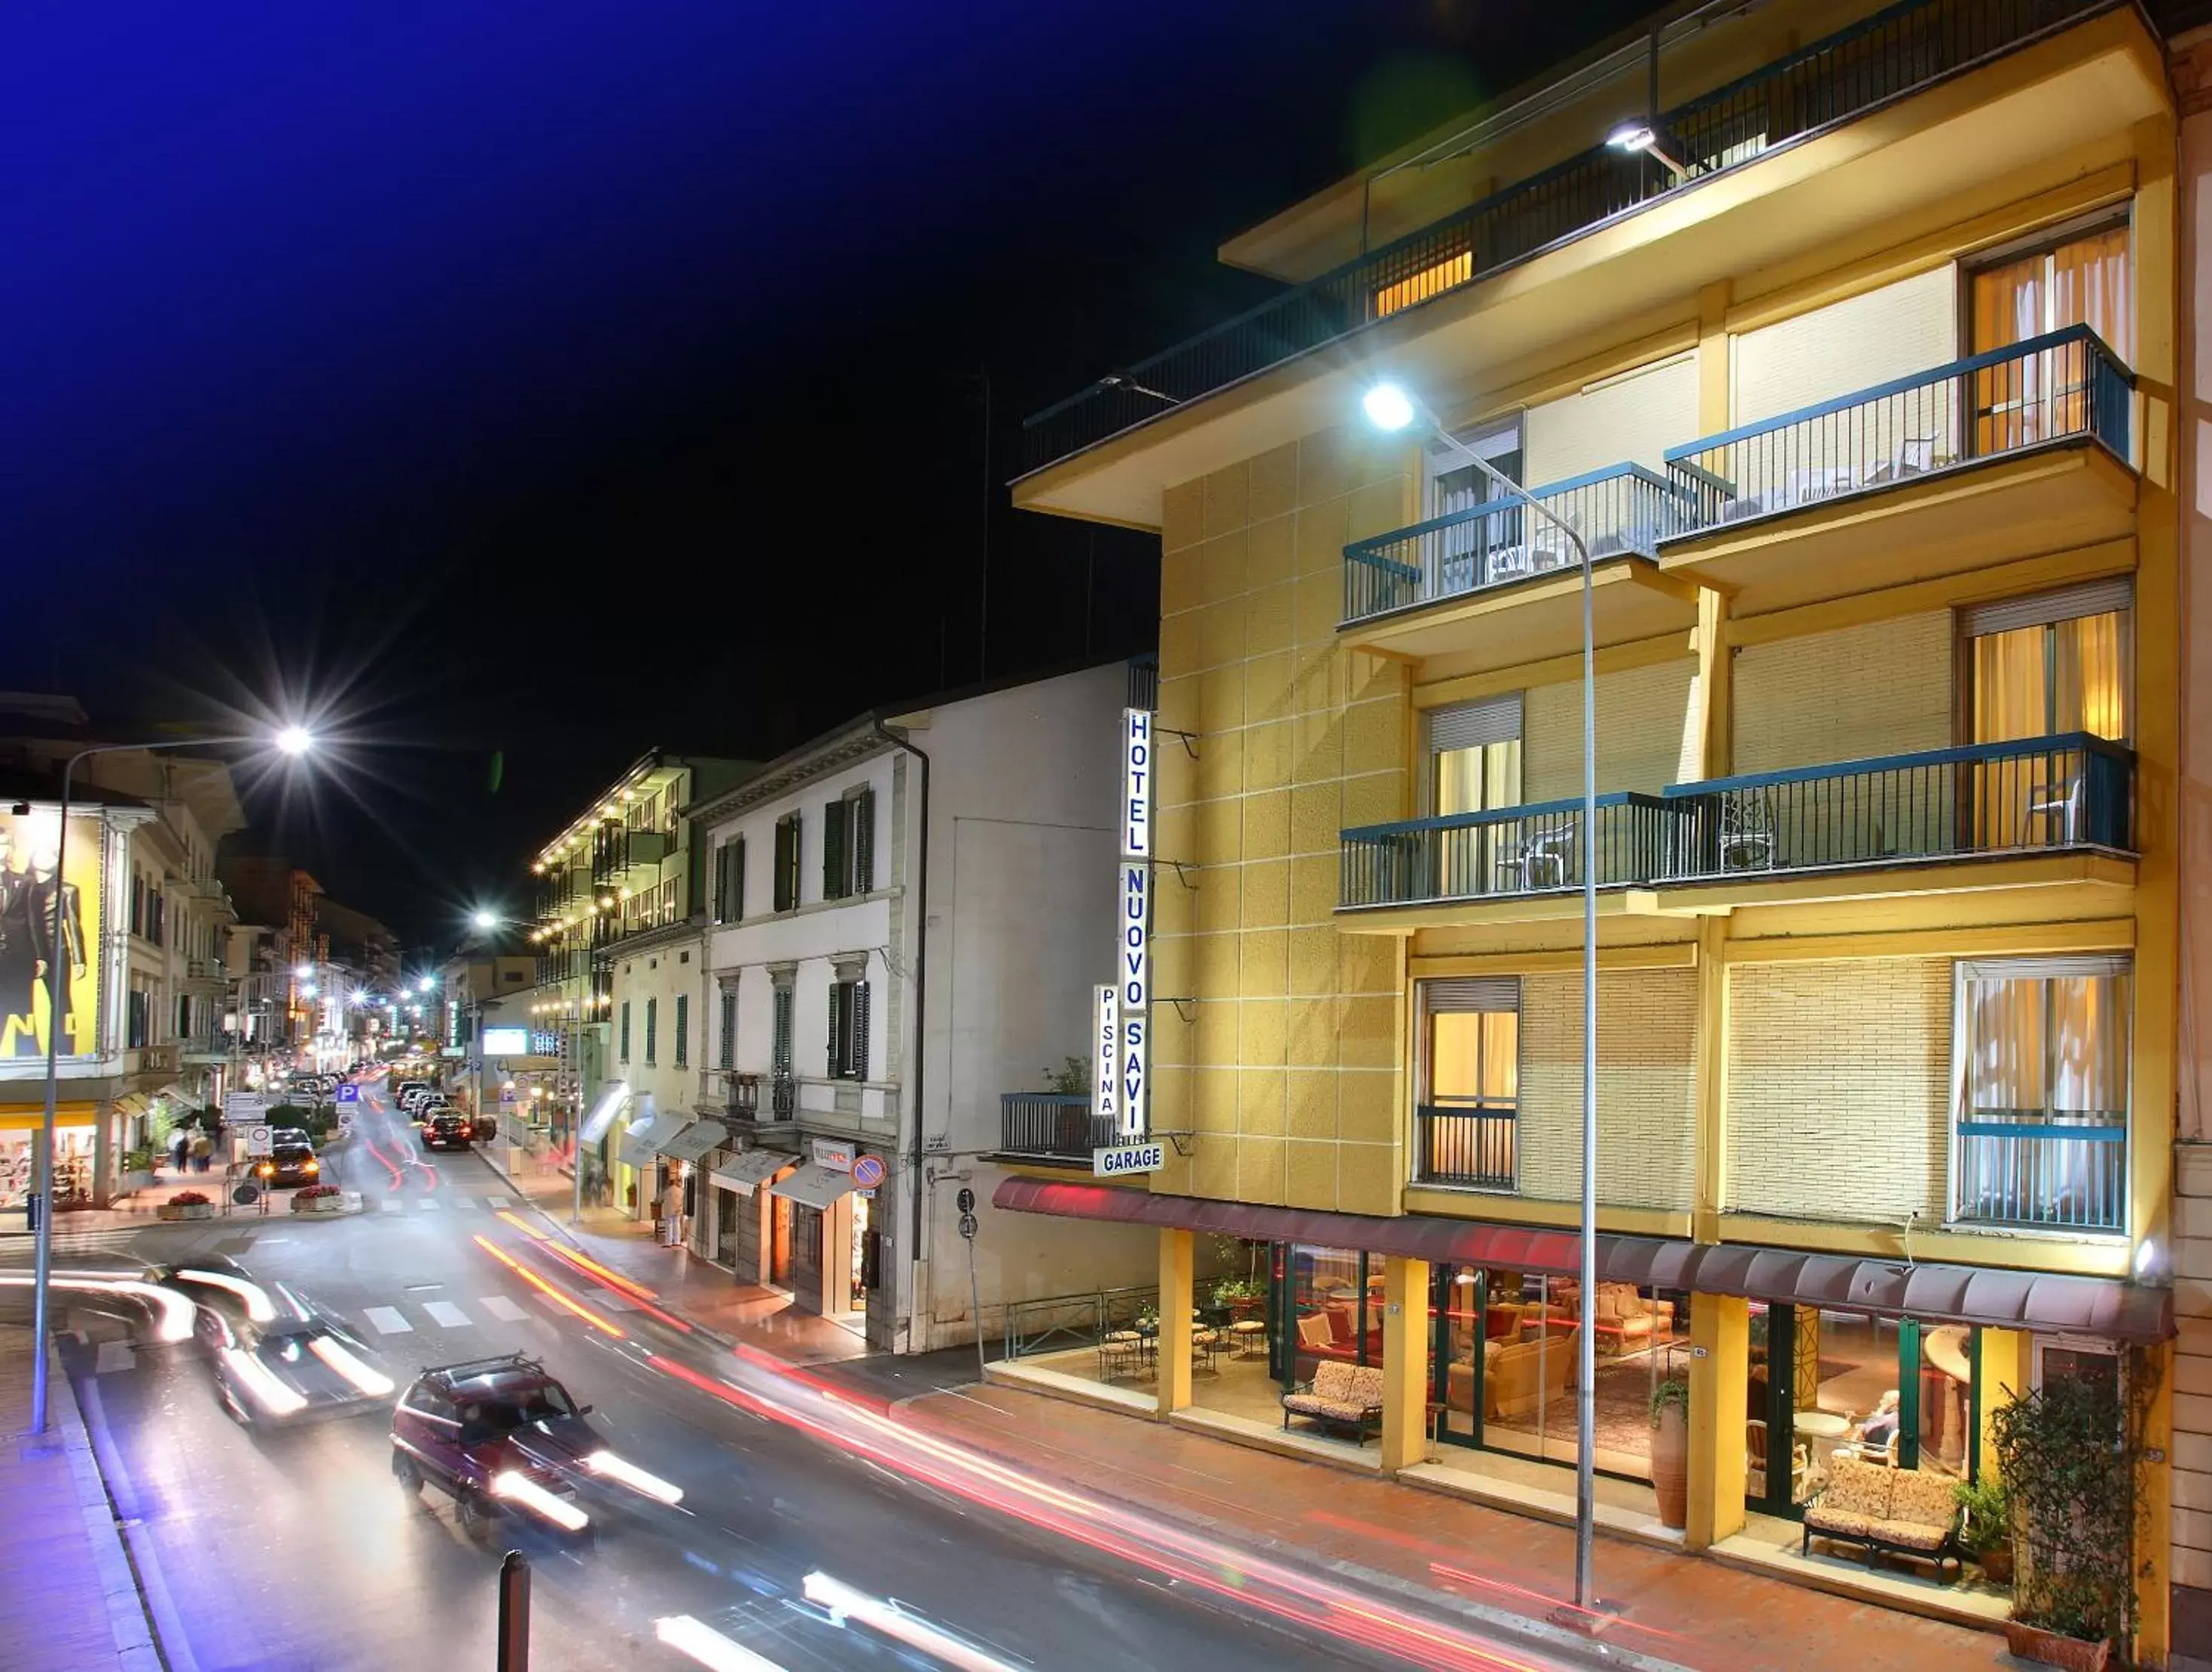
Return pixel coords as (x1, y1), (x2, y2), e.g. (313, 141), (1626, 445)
(496, 1550), (530, 1671)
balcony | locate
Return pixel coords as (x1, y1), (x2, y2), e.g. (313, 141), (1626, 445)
(700, 1069), (763, 1120)
(1660, 326), (2135, 613)
(996, 1093), (1116, 1164)
(1017, 0), (2156, 518)
(1952, 1115), (2125, 1234)
(1340, 793), (1687, 916)
(1415, 1102), (1517, 1191)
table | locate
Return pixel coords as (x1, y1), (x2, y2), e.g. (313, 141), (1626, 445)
(1792, 1410), (1850, 1440)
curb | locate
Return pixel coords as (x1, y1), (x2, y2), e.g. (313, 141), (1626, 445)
(44, 1344), (166, 1671)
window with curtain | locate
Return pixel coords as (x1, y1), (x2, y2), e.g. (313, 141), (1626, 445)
(1967, 221), (2130, 453)
(1423, 696), (1523, 900)
(1426, 416), (1524, 595)
(1416, 978), (1519, 1189)
(1951, 957), (2130, 1231)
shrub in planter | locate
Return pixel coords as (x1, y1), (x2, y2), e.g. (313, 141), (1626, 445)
(157, 1189), (214, 1221)
(1953, 1475), (2013, 1586)
(168, 1191), (211, 1206)
(1649, 1378), (1690, 1530)
(290, 1184), (345, 1213)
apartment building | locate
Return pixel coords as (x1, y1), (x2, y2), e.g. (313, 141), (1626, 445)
(691, 665), (1157, 1352)
(1009, 1), (2184, 1658)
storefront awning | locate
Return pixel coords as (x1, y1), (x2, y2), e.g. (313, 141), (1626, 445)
(709, 1149), (795, 1197)
(992, 1179), (2175, 1344)
(615, 1118), (662, 1169)
(654, 1120), (725, 1164)
(114, 1094), (152, 1118)
(769, 1161), (859, 1212)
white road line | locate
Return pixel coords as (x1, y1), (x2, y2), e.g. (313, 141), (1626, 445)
(423, 1301), (472, 1328)
(478, 1295), (527, 1323)
(363, 1306), (413, 1334)
(484, 1196), (509, 1211)
(94, 1340), (136, 1375)
(380, 1198), (402, 1213)
(418, 1198), (440, 1211)
(530, 1292), (571, 1316)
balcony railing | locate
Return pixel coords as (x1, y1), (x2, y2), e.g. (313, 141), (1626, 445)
(1659, 734), (2134, 880)
(1342, 465), (1677, 626)
(1664, 325), (2132, 533)
(1021, 0), (2108, 473)
(1415, 1102), (1517, 1191)
(1952, 1113), (2125, 1233)
(770, 1072), (795, 1121)
(1127, 653), (1160, 714)
(1341, 792), (1687, 910)
(999, 1093), (1115, 1161)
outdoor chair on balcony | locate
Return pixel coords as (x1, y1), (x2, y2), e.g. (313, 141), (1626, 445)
(1716, 793), (1777, 872)
(1495, 825), (1574, 892)
(2024, 771), (2084, 847)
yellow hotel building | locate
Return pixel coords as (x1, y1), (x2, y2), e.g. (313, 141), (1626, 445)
(1001, 0), (2195, 1658)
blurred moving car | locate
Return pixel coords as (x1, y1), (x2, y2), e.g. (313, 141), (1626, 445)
(422, 1111), (472, 1152)
(197, 1286), (395, 1428)
(391, 1355), (608, 1541)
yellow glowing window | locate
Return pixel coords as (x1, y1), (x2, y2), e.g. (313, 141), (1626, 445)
(1374, 251), (1472, 319)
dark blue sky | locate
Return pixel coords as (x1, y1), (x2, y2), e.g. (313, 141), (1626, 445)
(3, 0), (1639, 949)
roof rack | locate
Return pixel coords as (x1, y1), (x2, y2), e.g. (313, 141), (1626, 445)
(423, 1352), (546, 1384)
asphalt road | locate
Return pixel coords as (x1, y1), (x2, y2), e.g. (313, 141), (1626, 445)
(17, 1080), (1580, 1672)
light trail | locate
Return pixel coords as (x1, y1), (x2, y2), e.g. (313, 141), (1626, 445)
(469, 1235), (627, 1338)
(654, 1615), (789, 1670)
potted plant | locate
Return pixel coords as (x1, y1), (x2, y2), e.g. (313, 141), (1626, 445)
(1212, 1276), (1264, 1320)
(1953, 1475), (2013, 1585)
(1990, 1360), (2156, 1672)
(157, 1190), (215, 1222)
(119, 1149), (157, 1194)
(290, 1183), (346, 1215)
(1649, 1378), (1690, 1530)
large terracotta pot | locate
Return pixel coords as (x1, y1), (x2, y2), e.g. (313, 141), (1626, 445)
(1651, 1403), (1689, 1530)
(2001, 1622), (2109, 1672)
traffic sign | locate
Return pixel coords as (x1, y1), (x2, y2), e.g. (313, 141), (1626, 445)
(958, 1212), (979, 1240)
(334, 1083), (359, 1104)
(337, 1111), (355, 1132)
(851, 1154), (886, 1190)
(955, 1186), (975, 1215)
(246, 1124), (273, 1158)
(232, 1183), (259, 1206)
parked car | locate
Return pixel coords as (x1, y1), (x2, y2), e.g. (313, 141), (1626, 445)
(422, 1111), (472, 1152)
(197, 1289), (394, 1429)
(390, 1355), (606, 1541)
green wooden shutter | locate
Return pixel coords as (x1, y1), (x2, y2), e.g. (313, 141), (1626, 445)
(619, 1001), (631, 1062)
(674, 994), (688, 1067)
(823, 799), (847, 900)
(731, 836), (745, 920)
(645, 997), (657, 1066)
(772, 983), (792, 1075)
(853, 789), (875, 893)
(718, 990), (735, 1069)
(852, 981), (869, 1080)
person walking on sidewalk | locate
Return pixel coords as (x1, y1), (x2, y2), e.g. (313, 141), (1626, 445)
(189, 1130), (212, 1173)
(168, 1127), (189, 1173)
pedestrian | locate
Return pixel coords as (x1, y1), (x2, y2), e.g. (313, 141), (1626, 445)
(168, 1127), (189, 1173)
(189, 1129), (212, 1173)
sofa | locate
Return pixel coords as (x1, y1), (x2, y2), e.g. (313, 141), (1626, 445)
(1292, 1305), (1384, 1370)
(1460, 1325), (1579, 1420)
(1281, 1360), (1386, 1444)
(1801, 1457), (1963, 1580)
(1551, 1282), (1675, 1354)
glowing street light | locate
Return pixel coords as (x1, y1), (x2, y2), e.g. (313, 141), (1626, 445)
(1606, 119), (1689, 182)
(471, 909), (499, 932)
(293, 963), (315, 980)
(273, 725), (315, 757)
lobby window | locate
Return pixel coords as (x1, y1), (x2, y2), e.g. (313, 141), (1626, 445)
(827, 975), (868, 1080)
(1951, 956), (2130, 1234)
(1414, 978), (1518, 1191)
(619, 1000), (631, 1063)
(645, 997), (658, 1066)
(673, 994), (688, 1069)
(773, 813), (803, 912)
(822, 787), (875, 902)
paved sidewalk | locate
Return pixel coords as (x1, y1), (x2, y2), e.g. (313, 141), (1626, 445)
(901, 1381), (2012, 1672)
(0, 1329), (160, 1671)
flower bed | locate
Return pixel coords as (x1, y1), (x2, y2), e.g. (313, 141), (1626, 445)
(290, 1184), (347, 1215)
(157, 1191), (214, 1222)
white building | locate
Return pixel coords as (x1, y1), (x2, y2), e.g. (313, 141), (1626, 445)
(691, 661), (1157, 1352)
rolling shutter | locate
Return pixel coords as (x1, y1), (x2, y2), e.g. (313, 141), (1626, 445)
(1959, 578), (2133, 637)
(1426, 693), (1522, 754)
(1731, 267), (1957, 429)
(1421, 977), (1521, 1013)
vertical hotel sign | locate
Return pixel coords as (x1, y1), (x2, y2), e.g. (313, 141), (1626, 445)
(1116, 709), (1151, 1138)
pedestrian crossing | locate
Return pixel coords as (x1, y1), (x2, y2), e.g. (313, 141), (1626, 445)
(374, 1193), (514, 1216)
(352, 1291), (605, 1335)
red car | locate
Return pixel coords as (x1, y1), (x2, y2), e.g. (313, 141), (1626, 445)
(390, 1354), (600, 1541)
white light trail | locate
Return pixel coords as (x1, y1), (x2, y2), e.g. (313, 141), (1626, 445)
(175, 1269), (277, 1323)
(491, 1469), (589, 1532)
(653, 1616), (789, 1671)
(307, 1334), (394, 1396)
(801, 1572), (1022, 1672)
(581, 1448), (682, 1506)
(221, 1348), (308, 1416)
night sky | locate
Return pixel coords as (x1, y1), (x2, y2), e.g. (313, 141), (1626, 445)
(5, 1), (1644, 954)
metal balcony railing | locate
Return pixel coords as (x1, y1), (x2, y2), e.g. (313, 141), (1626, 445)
(1664, 325), (2133, 533)
(1341, 792), (1687, 910)
(1343, 464), (1677, 626)
(1659, 734), (2134, 880)
(999, 1093), (1115, 1161)
(770, 1072), (796, 1121)
(1952, 1112), (2125, 1233)
(1127, 653), (1159, 713)
(1415, 1102), (1517, 1191)
(1022, 0), (2110, 472)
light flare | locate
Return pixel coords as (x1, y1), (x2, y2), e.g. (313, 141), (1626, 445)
(307, 1333), (395, 1397)
(221, 1347), (308, 1416)
(582, 1448), (683, 1506)
(653, 1616), (787, 1671)
(491, 1469), (590, 1532)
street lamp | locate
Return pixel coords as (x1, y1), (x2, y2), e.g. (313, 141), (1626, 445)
(27, 725), (313, 1434)
(471, 909), (500, 932)
(1364, 379), (1602, 1609)
(1606, 120), (1689, 183)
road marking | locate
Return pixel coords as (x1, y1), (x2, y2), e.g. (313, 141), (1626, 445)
(363, 1306), (413, 1334)
(597, 1292), (640, 1313)
(484, 1196), (508, 1211)
(423, 1300), (472, 1328)
(418, 1198), (440, 1211)
(95, 1340), (136, 1375)
(380, 1199), (402, 1214)
(479, 1295), (527, 1322)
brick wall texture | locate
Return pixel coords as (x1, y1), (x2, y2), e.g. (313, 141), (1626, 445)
(1733, 611), (1954, 774)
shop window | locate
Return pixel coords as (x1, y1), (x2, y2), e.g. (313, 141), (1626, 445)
(1951, 957), (2130, 1233)
(1414, 978), (1518, 1189)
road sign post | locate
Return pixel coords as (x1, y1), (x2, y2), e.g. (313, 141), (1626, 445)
(961, 1204), (986, 1387)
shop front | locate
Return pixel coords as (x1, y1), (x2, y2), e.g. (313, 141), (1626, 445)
(0, 1101), (111, 1224)
(764, 1137), (880, 1323)
(704, 1148), (795, 1282)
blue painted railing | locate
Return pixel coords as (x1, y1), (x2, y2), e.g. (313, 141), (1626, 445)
(1341, 464), (1678, 626)
(1954, 1115), (2126, 1233)
(1021, 0), (2111, 474)
(1340, 792), (1689, 909)
(1658, 733), (2134, 879)
(1664, 325), (2132, 533)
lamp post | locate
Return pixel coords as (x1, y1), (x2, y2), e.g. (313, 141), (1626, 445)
(1362, 382), (1602, 1609)
(27, 724), (311, 1433)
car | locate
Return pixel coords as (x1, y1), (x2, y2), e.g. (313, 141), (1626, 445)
(390, 1355), (606, 1542)
(422, 1111), (472, 1152)
(394, 1079), (430, 1103)
(196, 1289), (395, 1428)
(255, 1138), (321, 1188)
(271, 1126), (312, 1146)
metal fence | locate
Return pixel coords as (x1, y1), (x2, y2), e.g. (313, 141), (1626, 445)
(1341, 792), (1686, 909)
(1953, 1116), (2125, 1233)
(1415, 1102), (1517, 1191)
(999, 1093), (1112, 1160)
(1659, 733), (2134, 880)
(1664, 325), (2132, 533)
(1021, 0), (2107, 472)
(1003, 1285), (1159, 1362)
(1341, 465), (1677, 625)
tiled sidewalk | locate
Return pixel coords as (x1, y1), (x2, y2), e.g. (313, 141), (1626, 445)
(900, 1380), (2012, 1672)
(0, 1329), (160, 1671)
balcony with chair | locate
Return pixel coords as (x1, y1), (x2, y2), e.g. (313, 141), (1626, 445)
(994, 1093), (1117, 1166)
(1339, 465), (1699, 675)
(1658, 326), (2136, 614)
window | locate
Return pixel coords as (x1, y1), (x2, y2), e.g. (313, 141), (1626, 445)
(127, 987), (150, 1050)
(1423, 417), (1524, 596)
(659, 877), (678, 924)
(1951, 957), (2130, 1233)
(619, 1000), (632, 1063)
(1414, 979), (1518, 1189)
(773, 813), (802, 911)
(714, 838), (745, 923)
(1967, 219), (2131, 453)
(822, 788), (875, 901)
(827, 976), (868, 1080)
(645, 997), (658, 1066)
(176, 994), (191, 1037)
(1963, 581), (2132, 746)
(673, 994), (688, 1068)
(1418, 696), (1524, 896)
(718, 988), (737, 1070)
